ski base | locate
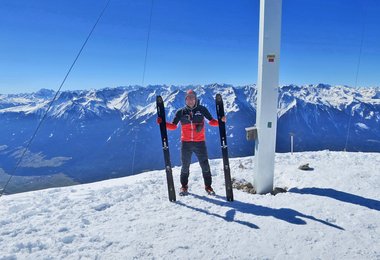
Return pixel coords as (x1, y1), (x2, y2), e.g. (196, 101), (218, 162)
(156, 95), (176, 202)
(216, 93), (234, 202)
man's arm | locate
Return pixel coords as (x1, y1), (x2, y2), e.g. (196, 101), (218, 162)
(208, 119), (219, 126)
(202, 106), (226, 127)
(166, 122), (177, 130)
(157, 109), (181, 130)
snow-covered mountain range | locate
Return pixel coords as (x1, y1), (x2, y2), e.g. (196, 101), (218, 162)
(0, 84), (379, 193)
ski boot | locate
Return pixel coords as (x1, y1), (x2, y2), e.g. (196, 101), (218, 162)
(205, 185), (215, 196)
(179, 185), (189, 196)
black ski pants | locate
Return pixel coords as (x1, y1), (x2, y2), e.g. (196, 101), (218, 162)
(180, 141), (212, 187)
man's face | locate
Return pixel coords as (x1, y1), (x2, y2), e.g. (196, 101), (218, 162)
(186, 95), (196, 108)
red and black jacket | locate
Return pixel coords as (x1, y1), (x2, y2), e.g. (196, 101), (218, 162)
(166, 105), (218, 142)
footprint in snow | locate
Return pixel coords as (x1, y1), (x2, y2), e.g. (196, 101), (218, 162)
(93, 203), (112, 211)
(61, 235), (75, 244)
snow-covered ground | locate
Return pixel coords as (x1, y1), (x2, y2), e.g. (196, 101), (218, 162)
(1, 151), (379, 259)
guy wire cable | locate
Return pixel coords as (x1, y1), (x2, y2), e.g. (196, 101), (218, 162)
(131, 0), (155, 175)
(0, 0), (111, 198)
(344, 1), (367, 152)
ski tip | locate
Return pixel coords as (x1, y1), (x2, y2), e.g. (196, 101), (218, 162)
(156, 95), (163, 103)
(215, 93), (222, 101)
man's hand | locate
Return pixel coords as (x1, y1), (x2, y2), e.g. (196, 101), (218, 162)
(221, 116), (226, 123)
(157, 117), (162, 124)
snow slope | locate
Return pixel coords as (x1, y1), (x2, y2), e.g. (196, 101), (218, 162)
(0, 151), (379, 259)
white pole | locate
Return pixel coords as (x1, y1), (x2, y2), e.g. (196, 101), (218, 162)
(254, 0), (282, 194)
(291, 134), (294, 155)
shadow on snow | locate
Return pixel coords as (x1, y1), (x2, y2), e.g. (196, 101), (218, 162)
(289, 187), (380, 211)
(176, 193), (344, 230)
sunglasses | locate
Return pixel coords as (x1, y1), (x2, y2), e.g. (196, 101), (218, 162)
(186, 95), (196, 100)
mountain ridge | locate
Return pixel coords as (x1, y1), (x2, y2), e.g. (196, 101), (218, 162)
(0, 84), (379, 193)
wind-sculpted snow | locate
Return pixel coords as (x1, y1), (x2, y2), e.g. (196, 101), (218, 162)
(0, 84), (379, 193)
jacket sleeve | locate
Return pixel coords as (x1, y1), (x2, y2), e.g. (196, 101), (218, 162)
(202, 106), (214, 121)
(166, 122), (178, 130)
(166, 109), (181, 130)
(202, 106), (218, 127)
(208, 119), (219, 127)
(171, 109), (182, 125)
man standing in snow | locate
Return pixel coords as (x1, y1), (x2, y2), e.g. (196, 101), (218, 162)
(157, 89), (224, 196)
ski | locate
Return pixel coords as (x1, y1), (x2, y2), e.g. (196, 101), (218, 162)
(215, 94), (234, 201)
(156, 95), (176, 202)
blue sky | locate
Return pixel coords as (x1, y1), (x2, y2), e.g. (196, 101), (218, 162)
(0, 0), (379, 94)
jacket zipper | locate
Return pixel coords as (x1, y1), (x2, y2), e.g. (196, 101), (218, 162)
(190, 110), (194, 141)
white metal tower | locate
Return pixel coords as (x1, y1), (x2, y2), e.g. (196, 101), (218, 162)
(254, 0), (283, 194)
